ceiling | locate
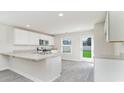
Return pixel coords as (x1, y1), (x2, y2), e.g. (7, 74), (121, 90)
(0, 11), (106, 35)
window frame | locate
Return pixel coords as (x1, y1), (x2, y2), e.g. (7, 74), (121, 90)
(61, 37), (72, 54)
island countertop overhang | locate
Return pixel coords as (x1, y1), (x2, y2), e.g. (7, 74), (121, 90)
(0, 52), (61, 61)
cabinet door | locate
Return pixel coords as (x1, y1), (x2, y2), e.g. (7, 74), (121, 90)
(14, 28), (54, 45)
(109, 11), (124, 41)
(48, 36), (54, 45)
(95, 58), (124, 82)
(39, 34), (54, 45)
(14, 29), (29, 45)
(39, 34), (47, 40)
(46, 56), (61, 78)
(28, 32), (40, 45)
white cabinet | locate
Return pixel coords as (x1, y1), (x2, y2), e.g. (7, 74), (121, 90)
(39, 34), (54, 45)
(28, 32), (40, 45)
(109, 11), (124, 41)
(95, 58), (124, 82)
(39, 34), (47, 40)
(46, 36), (54, 45)
(105, 12), (124, 41)
(14, 29), (40, 45)
(14, 28), (54, 45)
(14, 29), (29, 45)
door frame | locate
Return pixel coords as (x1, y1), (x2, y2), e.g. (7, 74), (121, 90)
(80, 35), (94, 62)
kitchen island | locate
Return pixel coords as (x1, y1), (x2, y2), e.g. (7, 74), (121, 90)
(0, 52), (61, 82)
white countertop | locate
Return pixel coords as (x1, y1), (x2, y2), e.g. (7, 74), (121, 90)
(0, 52), (61, 61)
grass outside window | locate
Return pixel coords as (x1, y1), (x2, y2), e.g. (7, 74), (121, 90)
(83, 50), (91, 58)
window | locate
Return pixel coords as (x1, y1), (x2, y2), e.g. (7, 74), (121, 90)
(82, 37), (92, 58)
(61, 37), (72, 54)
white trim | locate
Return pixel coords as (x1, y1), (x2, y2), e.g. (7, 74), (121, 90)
(62, 59), (94, 63)
(62, 58), (82, 62)
(80, 58), (94, 62)
(61, 46), (72, 54)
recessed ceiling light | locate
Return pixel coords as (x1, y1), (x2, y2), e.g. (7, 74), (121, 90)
(26, 24), (30, 27)
(58, 13), (64, 17)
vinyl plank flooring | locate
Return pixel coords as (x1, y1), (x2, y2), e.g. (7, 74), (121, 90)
(0, 70), (21, 82)
(0, 70), (32, 82)
(54, 60), (94, 82)
(12, 76), (33, 82)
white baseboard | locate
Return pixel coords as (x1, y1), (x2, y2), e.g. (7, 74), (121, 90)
(62, 58), (82, 62)
(62, 58), (94, 62)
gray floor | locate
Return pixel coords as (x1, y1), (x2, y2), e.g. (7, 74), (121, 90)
(54, 60), (94, 82)
(0, 70), (33, 82)
(0, 60), (94, 82)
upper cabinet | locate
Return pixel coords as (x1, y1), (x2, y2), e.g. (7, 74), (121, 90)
(105, 11), (124, 42)
(45, 35), (54, 45)
(14, 29), (29, 45)
(28, 31), (40, 45)
(14, 28), (54, 45)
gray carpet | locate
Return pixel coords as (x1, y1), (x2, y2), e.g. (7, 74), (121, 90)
(54, 60), (94, 82)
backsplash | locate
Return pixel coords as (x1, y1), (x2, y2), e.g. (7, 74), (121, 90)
(13, 45), (37, 51)
(114, 43), (124, 56)
(120, 43), (124, 54)
(13, 45), (55, 52)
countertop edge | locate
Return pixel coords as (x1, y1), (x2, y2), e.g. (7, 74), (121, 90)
(0, 52), (61, 61)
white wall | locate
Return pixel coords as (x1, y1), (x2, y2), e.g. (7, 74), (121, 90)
(54, 30), (93, 61)
(0, 24), (14, 70)
(55, 22), (115, 61)
(94, 22), (114, 56)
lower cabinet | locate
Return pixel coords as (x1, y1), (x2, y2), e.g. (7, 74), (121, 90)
(95, 58), (124, 82)
(8, 56), (61, 82)
(28, 32), (40, 45)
